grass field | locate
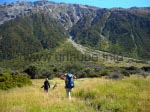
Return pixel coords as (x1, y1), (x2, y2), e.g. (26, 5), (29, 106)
(0, 76), (150, 112)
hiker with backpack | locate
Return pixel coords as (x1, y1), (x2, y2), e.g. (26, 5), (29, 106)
(60, 73), (76, 100)
(41, 78), (50, 94)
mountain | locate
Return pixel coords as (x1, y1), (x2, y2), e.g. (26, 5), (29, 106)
(71, 8), (150, 59)
(0, 1), (98, 29)
(0, 13), (68, 60)
(0, 1), (150, 60)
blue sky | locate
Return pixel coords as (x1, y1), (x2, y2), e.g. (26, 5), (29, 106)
(0, 0), (150, 8)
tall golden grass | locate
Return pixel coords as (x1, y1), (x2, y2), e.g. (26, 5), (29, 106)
(0, 76), (150, 112)
(0, 78), (95, 112)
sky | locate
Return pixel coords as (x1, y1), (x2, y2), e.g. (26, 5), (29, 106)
(0, 0), (150, 8)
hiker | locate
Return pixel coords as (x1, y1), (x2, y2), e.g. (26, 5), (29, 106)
(41, 78), (50, 93)
(60, 73), (76, 100)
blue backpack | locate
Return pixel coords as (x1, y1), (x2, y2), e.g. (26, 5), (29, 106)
(65, 73), (74, 88)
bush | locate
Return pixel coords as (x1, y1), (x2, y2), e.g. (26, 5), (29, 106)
(138, 72), (150, 78)
(125, 66), (140, 74)
(63, 62), (83, 73)
(0, 73), (32, 90)
(24, 66), (38, 79)
(121, 69), (130, 77)
(100, 70), (109, 76)
(89, 73), (99, 78)
(39, 69), (54, 79)
(126, 66), (137, 71)
(53, 67), (58, 72)
(0, 67), (5, 73)
(141, 66), (150, 72)
(107, 72), (124, 79)
(77, 71), (88, 78)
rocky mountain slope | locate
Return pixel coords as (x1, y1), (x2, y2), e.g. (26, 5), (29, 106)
(0, 1), (150, 60)
(0, 1), (97, 29)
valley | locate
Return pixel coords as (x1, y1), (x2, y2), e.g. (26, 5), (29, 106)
(0, 1), (150, 112)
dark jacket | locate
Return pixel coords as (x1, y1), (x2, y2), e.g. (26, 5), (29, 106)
(44, 80), (50, 90)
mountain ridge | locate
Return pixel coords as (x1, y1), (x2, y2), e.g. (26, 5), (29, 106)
(0, 1), (150, 60)
(1, 1), (150, 28)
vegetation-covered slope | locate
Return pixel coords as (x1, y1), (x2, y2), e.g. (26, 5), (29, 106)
(71, 8), (150, 59)
(0, 41), (106, 79)
(0, 13), (68, 60)
(0, 2), (150, 60)
(1, 41), (149, 80)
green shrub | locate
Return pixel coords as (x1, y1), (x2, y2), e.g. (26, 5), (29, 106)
(0, 67), (5, 73)
(77, 71), (88, 78)
(100, 70), (109, 76)
(39, 69), (54, 79)
(63, 62), (83, 73)
(24, 66), (38, 79)
(138, 72), (150, 78)
(53, 67), (58, 72)
(0, 73), (31, 90)
(107, 72), (124, 79)
(121, 69), (130, 77)
(89, 73), (99, 78)
(125, 66), (140, 74)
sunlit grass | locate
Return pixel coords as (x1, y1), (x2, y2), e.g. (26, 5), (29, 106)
(0, 76), (150, 112)
(73, 76), (150, 112)
(0, 78), (95, 112)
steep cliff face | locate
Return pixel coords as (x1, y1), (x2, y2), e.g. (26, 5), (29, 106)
(0, 1), (150, 60)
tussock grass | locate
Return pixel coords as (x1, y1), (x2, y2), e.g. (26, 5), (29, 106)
(74, 76), (150, 112)
(0, 76), (150, 112)
(0, 79), (95, 112)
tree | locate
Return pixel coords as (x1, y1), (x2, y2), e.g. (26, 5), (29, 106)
(24, 66), (37, 79)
